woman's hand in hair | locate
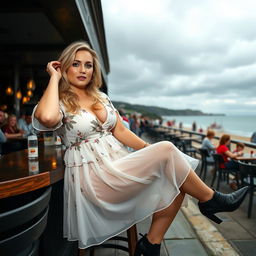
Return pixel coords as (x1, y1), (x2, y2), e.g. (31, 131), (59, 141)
(46, 61), (62, 80)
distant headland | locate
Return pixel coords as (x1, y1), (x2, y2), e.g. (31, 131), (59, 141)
(112, 101), (225, 119)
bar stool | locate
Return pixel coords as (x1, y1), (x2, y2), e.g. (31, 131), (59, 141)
(79, 224), (138, 256)
(0, 186), (52, 256)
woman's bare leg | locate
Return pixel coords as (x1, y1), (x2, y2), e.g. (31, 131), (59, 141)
(180, 169), (214, 202)
(147, 169), (214, 244)
(147, 192), (185, 244)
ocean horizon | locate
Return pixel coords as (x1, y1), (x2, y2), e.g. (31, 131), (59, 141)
(162, 115), (256, 138)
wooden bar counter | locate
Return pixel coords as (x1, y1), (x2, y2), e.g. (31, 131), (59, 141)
(0, 143), (78, 256)
(0, 143), (65, 199)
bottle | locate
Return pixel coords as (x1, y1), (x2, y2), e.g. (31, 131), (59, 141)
(27, 134), (38, 158)
(54, 135), (62, 146)
(29, 159), (39, 175)
(43, 131), (54, 146)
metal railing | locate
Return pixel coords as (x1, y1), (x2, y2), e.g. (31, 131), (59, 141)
(157, 125), (256, 150)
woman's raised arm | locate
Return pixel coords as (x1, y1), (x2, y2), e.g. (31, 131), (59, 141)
(35, 61), (62, 128)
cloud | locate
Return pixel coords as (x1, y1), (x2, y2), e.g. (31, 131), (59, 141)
(102, 0), (256, 115)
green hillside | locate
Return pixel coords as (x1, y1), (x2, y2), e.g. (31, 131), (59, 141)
(112, 101), (222, 119)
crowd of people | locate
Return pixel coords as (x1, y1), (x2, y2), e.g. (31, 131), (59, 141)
(118, 109), (162, 138)
(0, 109), (34, 154)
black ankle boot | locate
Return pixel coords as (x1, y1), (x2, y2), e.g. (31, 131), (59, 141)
(134, 233), (161, 256)
(198, 186), (249, 224)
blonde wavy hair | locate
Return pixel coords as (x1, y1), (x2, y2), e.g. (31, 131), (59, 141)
(58, 41), (104, 113)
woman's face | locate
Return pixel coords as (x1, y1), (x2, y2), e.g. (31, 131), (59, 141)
(225, 139), (231, 145)
(66, 50), (94, 91)
(9, 116), (16, 127)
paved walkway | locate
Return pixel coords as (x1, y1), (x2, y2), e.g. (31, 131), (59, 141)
(83, 208), (210, 256)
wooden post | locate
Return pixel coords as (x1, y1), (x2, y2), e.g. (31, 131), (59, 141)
(127, 224), (138, 256)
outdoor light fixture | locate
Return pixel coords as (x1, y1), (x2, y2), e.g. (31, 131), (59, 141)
(16, 90), (22, 99)
(6, 86), (13, 96)
(22, 96), (30, 104)
(27, 79), (36, 90)
(27, 90), (33, 97)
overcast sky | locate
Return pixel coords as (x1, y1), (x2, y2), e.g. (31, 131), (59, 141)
(101, 0), (256, 115)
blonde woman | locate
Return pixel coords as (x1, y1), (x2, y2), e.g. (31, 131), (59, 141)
(33, 41), (248, 256)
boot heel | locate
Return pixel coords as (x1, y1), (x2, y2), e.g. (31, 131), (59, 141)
(134, 233), (161, 256)
(204, 213), (222, 224)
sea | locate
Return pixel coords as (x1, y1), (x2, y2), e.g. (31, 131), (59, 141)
(162, 115), (256, 138)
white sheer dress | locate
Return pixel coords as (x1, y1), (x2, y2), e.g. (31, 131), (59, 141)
(32, 92), (198, 249)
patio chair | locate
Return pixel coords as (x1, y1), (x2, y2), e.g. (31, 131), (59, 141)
(211, 154), (238, 190)
(238, 161), (256, 218)
(198, 148), (214, 181)
(172, 136), (183, 150)
(181, 139), (197, 157)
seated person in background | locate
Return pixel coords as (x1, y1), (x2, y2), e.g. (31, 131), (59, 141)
(0, 129), (7, 155)
(0, 110), (6, 128)
(2, 114), (25, 139)
(1, 114), (26, 153)
(201, 130), (216, 160)
(216, 134), (241, 170)
(0, 110), (7, 155)
(18, 112), (33, 136)
(232, 142), (245, 156)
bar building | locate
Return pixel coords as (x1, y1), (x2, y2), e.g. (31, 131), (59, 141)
(0, 0), (109, 115)
(0, 1), (112, 255)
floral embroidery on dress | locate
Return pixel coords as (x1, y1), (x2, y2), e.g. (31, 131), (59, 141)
(63, 114), (77, 131)
(70, 137), (82, 151)
(105, 98), (116, 112)
(77, 130), (89, 140)
(91, 120), (105, 135)
(69, 130), (91, 151)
